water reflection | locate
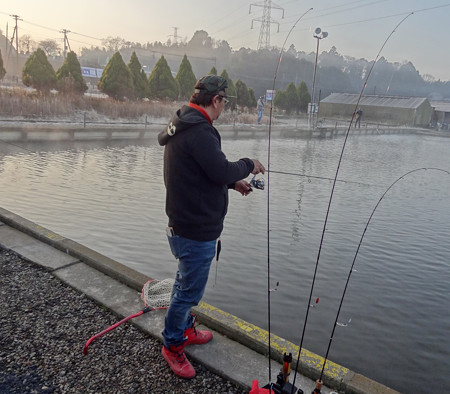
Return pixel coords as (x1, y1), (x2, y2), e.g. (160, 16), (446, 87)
(0, 132), (449, 392)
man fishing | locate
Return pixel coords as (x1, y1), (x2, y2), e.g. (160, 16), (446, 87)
(158, 75), (265, 379)
(354, 108), (363, 128)
(257, 95), (265, 124)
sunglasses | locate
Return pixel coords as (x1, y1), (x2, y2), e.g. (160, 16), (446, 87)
(218, 95), (229, 104)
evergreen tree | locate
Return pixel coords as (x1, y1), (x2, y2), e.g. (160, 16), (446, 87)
(273, 90), (287, 112)
(284, 82), (300, 114)
(128, 51), (148, 99)
(297, 81), (311, 113)
(147, 56), (179, 100)
(235, 79), (250, 108)
(220, 69), (236, 111)
(208, 66), (217, 75)
(248, 87), (257, 108)
(176, 55), (197, 100)
(0, 50), (6, 80)
(98, 51), (134, 100)
(56, 51), (87, 94)
(22, 48), (56, 93)
(140, 69), (147, 91)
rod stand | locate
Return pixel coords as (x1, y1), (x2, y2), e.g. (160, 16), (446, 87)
(263, 353), (304, 393)
(311, 379), (322, 394)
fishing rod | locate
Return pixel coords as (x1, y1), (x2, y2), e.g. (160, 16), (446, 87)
(251, 6), (385, 391)
(289, 12), (414, 394)
(259, 7), (313, 394)
(314, 167), (449, 389)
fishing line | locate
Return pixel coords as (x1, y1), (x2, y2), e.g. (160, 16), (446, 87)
(289, 12), (414, 393)
(0, 138), (38, 154)
(264, 7), (313, 387)
(0, 137), (375, 187)
(268, 169), (375, 187)
(316, 167), (449, 384)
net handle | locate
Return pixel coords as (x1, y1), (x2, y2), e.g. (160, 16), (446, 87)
(84, 278), (173, 355)
(83, 310), (145, 354)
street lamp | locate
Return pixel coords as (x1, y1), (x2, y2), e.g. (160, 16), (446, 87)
(308, 27), (328, 129)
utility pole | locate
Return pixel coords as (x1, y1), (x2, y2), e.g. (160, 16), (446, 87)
(249, 0), (284, 50)
(61, 29), (71, 57)
(308, 28), (328, 130)
(8, 14), (22, 80)
(5, 23), (8, 61)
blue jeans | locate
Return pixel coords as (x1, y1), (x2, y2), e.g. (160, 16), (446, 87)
(162, 234), (216, 348)
(257, 108), (263, 123)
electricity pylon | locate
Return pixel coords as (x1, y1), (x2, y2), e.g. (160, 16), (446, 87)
(249, 0), (284, 50)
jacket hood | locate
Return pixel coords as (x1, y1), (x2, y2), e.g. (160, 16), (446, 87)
(158, 105), (210, 146)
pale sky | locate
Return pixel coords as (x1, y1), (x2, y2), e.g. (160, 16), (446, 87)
(1, 0), (449, 81)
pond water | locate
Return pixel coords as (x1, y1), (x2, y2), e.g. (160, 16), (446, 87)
(0, 129), (449, 393)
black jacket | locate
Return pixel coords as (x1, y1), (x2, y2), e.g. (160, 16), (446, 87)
(158, 105), (254, 241)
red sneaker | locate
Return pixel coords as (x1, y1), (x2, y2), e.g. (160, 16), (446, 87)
(161, 344), (196, 379)
(184, 325), (213, 346)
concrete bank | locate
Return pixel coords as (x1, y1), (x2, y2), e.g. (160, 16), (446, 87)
(0, 122), (279, 142)
(0, 122), (331, 145)
(0, 125), (160, 142)
(0, 207), (398, 394)
(0, 124), (425, 145)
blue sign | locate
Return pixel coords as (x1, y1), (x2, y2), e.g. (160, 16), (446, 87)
(81, 67), (104, 78)
(266, 89), (275, 101)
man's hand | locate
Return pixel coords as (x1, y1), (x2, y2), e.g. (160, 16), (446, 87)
(251, 159), (265, 175)
(234, 180), (252, 196)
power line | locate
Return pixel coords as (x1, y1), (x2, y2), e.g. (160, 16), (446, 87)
(21, 18), (59, 33)
(70, 31), (103, 41)
(207, 6), (252, 37)
(277, 0), (390, 29)
(277, 3), (450, 36)
(3, 2), (450, 58)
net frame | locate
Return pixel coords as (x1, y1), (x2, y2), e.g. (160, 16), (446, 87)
(141, 278), (174, 309)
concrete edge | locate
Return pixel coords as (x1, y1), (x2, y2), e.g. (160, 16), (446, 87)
(0, 206), (399, 394)
(0, 207), (149, 290)
(193, 302), (351, 391)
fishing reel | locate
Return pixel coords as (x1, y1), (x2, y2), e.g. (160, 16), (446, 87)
(249, 174), (265, 190)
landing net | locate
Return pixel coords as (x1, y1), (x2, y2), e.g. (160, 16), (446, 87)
(141, 278), (175, 309)
(83, 278), (175, 354)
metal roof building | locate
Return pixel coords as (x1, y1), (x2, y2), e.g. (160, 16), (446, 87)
(430, 101), (450, 129)
(319, 93), (432, 127)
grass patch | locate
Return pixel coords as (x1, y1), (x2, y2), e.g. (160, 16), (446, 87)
(0, 88), (180, 120)
(0, 87), (268, 125)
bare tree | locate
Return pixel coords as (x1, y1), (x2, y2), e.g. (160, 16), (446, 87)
(39, 39), (60, 56)
(423, 74), (436, 83)
(20, 34), (36, 54)
(101, 36), (125, 52)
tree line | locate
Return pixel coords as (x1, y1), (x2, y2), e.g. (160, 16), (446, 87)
(1, 47), (312, 114)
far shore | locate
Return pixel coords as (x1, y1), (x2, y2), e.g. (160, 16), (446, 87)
(0, 117), (443, 146)
(0, 112), (305, 132)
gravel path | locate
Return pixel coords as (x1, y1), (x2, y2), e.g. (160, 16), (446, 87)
(0, 247), (247, 394)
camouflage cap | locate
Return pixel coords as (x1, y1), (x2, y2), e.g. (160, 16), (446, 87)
(194, 75), (228, 96)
